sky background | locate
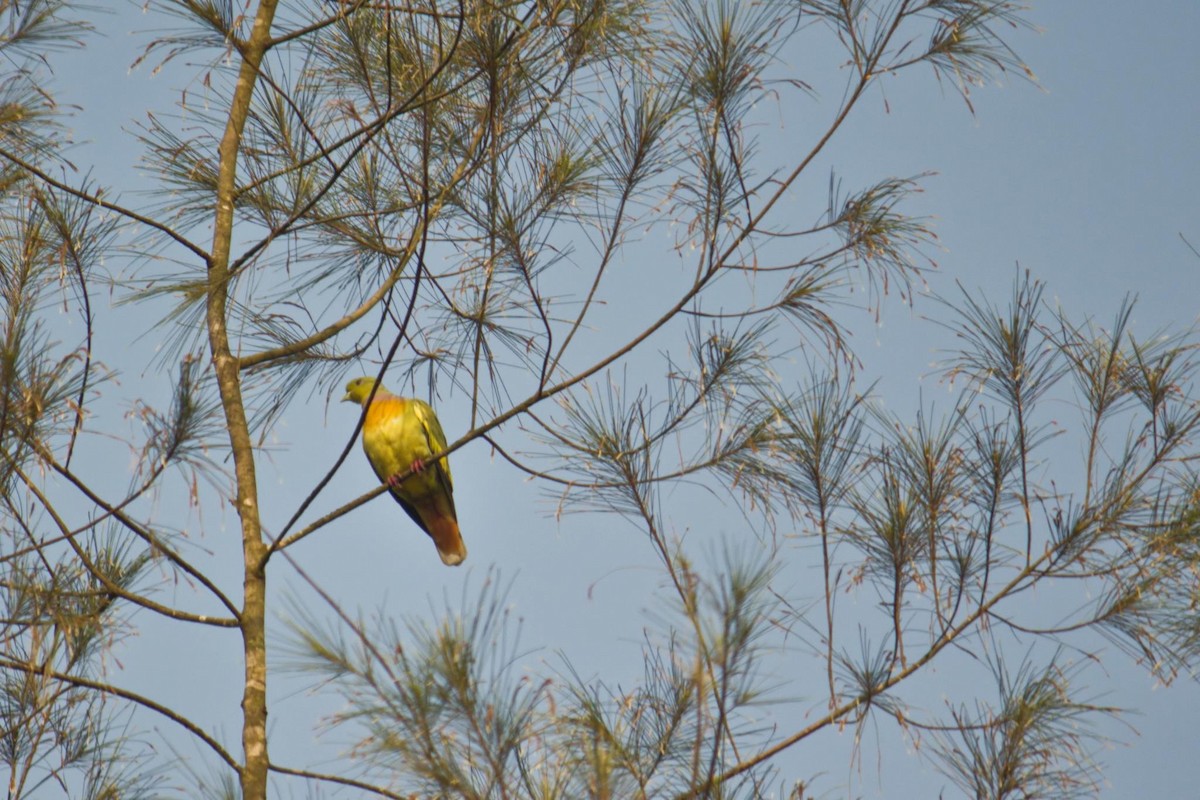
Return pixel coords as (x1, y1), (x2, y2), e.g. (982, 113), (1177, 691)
(32, 1), (1200, 797)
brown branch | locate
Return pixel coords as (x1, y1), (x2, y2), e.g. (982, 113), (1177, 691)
(678, 546), (1054, 799)
(13, 464), (239, 628)
(268, 763), (407, 799)
(0, 655), (241, 774)
(38, 450), (242, 621)
(0, 148), (210, 263)
(236, 72), (489, 373)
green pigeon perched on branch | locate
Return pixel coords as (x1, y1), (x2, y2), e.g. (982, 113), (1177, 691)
(342, 376), (466, 566)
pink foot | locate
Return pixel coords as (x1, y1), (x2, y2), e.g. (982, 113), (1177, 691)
(387, 459), (426, 487)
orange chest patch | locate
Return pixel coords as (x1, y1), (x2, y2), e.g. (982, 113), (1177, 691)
(363, 398), (430, 467)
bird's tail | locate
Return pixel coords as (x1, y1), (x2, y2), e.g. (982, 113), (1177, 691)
(425, 514), (467, 566)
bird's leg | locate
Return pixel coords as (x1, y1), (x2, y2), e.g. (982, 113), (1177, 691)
(387, 458), (427, 487)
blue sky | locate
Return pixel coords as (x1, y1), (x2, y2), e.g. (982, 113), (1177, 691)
(35, 1), (1200, 797)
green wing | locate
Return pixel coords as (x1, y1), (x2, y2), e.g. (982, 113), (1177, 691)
(412, 399), (455, 497)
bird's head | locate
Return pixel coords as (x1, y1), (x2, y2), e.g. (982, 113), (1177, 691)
(342, 376), (380, 405)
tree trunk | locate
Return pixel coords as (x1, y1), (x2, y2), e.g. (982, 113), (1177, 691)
(204, 2), (279, 797)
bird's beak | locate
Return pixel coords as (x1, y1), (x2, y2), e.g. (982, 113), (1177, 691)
(341, 392), (354, 403)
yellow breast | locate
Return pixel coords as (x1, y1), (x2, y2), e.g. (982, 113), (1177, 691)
(362, 396), (441, 499)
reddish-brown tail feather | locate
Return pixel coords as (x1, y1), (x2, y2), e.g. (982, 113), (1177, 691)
(427, 515), (467, 566)
(419, 508), (467, 566)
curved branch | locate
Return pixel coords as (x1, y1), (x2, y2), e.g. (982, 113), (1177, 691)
(0, 149), (211, 263)
(47, 193), (97, 470)
(232, 0), (544, 205)
(266, 0), (381, 49)
(224, 0), (470, 280)
(265, 287), (429, 557)
(264, 141), (436, 558)
(267, 763), (406, 799)
(678, 546), (1052, 799)
(36, 447), (242, 620)
(236, 88), (490, 372)
(0, 655), (241, 774)
(14, 464), (239, 628)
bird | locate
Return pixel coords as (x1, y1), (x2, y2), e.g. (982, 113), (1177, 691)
(342, 376), (467, 566)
